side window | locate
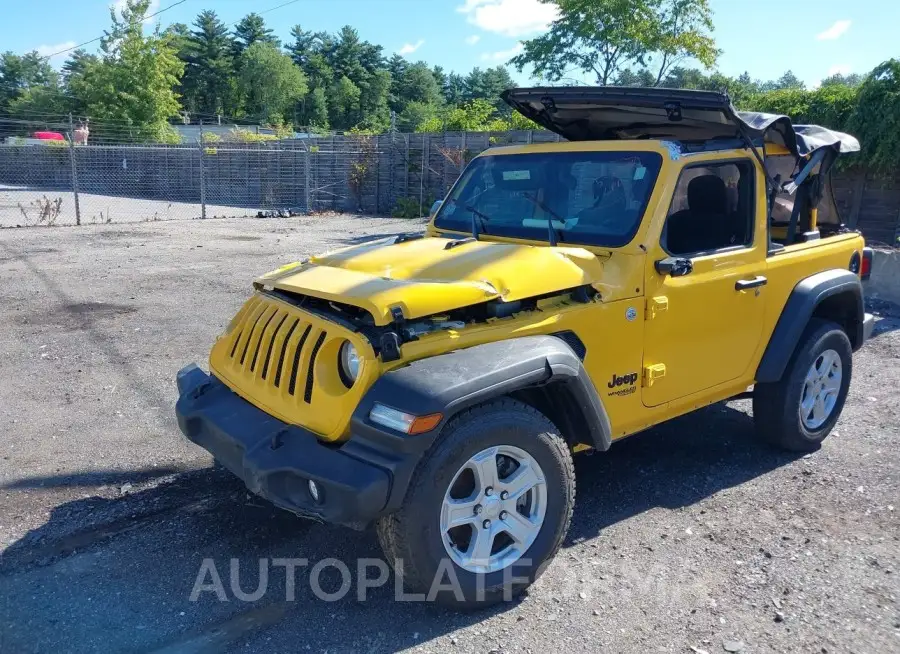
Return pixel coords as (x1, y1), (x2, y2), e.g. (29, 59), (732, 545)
(664, 161), (755, 256)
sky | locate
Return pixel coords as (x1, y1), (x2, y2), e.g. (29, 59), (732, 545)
(2, 0), (897, 87)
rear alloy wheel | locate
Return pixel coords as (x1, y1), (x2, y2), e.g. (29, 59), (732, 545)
(798, 349), (843, 430)
(754, 319), (852, 452)
(376, 398), (575, 609)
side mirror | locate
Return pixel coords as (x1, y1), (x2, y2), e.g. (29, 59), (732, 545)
(655, 256), (693, 277)
(429, 200), (443, 217)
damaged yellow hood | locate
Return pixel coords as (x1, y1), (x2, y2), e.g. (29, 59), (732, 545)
(257, 236), (605, 326)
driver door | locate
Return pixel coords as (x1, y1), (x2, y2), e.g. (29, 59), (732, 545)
(642, 158), (767, 407)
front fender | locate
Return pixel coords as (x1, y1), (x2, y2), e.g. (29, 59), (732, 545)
(345, 336), (611, 510)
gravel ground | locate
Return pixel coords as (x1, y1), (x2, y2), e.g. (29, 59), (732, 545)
(0, 217), (898, 654)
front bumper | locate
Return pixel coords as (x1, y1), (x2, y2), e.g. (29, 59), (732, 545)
(175, 364), (418, 528)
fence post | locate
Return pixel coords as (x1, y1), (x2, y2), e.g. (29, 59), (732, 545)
(374, 135), (380, 214)
(68, 113), (81, 226)
(304, 144), (311, 213)
(848, 172), (865, 229)
(404, 133), (410, 199)
(419, 135), (427, 216)
(198, 122), (207, 219)
(461, 131), (467, 176)
(389, 133), (395, 213)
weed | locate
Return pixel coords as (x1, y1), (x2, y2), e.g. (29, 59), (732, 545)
(17, 195), (63, 226)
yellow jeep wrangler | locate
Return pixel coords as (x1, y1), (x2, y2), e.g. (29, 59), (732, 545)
(176, 88), (875, 607)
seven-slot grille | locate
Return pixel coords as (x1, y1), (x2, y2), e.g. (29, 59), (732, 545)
(223, 295), (330, 403)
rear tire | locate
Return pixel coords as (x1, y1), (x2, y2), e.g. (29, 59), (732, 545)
(753, 319), (852, 452)
(376, 398), (575, 609)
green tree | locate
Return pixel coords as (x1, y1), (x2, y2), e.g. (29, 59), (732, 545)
(356, 68), (391, 131)
(773, 70), (804, 91)
(329, 75), (362, 129)
(0, 51), (59, 111)
(232, 13), (279, 57)
(304, 86), (329, 130)
(238, 42), (307, 125)
(61, 49), (98, 115)
(439, 98), (499, 131)
(850, 60), (900, 170)
(648, 0), (718, 84)
(62, 49), (98, 87)
(392, 61), (443, 111)
(820, 72), (863, 88)
(443, 72), (466, 105)
(70, 0), (184, 142)
(387, 54), (409, 111)
(464, 66), (516, 113)
(182, 10), (236, 116)
(400, 100), (440, 131)
(511, 0), (717, 86)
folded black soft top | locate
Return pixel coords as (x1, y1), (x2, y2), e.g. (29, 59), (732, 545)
(502, 87), (859, 159)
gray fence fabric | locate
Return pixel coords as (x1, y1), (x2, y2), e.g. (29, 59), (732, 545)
(0, 130), (897, 246)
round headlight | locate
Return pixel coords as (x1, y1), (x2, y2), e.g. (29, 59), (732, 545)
(339, 341), (361, 387)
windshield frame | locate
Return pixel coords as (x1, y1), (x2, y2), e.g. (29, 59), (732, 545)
(432, 149), (664, 248)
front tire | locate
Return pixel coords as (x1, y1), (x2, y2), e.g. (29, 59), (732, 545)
(376, 398), (575, 609)
(753, 319), (852, 452)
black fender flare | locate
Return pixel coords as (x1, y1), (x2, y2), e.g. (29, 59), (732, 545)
(756, 269), (864, 383)
(344, 337), (612, 516)
(353, 335), (612, 449)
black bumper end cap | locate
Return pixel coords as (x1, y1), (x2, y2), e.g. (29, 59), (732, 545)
(177, 363), (208, 396)
(863, 312), (875, 343)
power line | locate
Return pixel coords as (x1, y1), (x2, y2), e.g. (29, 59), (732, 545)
(256, 0), (303, 18)
(38, 0), (190, 61)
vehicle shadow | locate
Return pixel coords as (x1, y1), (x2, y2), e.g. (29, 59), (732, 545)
(1, 467), (183, 490)
(567, 401), (799, 544)
(0, 402), (800, 654)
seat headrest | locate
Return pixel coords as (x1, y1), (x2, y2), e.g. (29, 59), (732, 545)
(688, 175), (727, 214)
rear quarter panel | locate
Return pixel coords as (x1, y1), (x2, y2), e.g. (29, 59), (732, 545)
(758, 233), (865, 366)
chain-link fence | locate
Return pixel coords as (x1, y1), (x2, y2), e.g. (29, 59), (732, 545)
(1, 128), (898, 245)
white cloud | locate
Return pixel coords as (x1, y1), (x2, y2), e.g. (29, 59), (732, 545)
(816, 19), (851, 40)
(457, 0), (558, 37)
(397, 39), (425, 55)
(827, 64), (852, 77)
(480, 43), (524, 62)
(465, 34), (481, 45)
(35, 42), (77, 62)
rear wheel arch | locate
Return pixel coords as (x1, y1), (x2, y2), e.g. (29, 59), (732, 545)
(811, 292), (862, 348)
(756, 269), (863, 383)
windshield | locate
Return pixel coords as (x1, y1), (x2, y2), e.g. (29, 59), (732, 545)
(434, 151), (663, 247)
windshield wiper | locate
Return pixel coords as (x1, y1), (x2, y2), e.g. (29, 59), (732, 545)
(448, 199), (491, 241)
(523, 192), (563, 246)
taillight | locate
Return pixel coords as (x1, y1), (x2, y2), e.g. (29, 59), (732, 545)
(861, 247), (873, 281)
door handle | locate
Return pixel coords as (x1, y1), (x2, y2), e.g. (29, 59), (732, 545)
(735, 276), (768, 290)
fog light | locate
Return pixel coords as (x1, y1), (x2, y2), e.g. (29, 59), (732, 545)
(308, 479), (322, 504)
